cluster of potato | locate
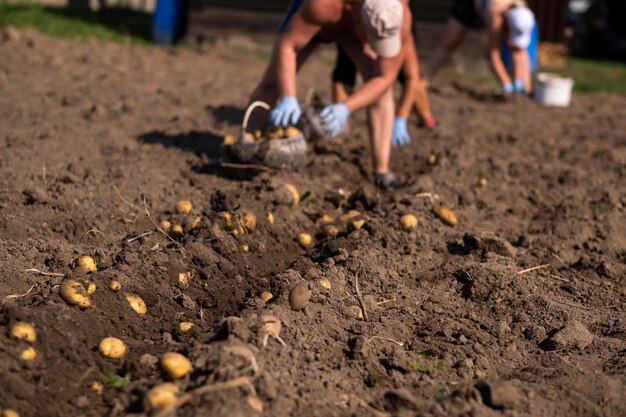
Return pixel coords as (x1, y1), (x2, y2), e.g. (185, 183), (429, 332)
(223, 126), (302, 145)
(159, 200), (202, 239)
(9, 322), (37, 363)
(399, 204), (458, 233)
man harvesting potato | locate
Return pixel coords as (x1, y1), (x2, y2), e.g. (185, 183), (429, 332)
(248, 0), (413, 189)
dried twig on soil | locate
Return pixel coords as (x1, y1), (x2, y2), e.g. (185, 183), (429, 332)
(354, 266), (368, 322)
(85, 229), (104, 236)
(126, 231), (153, 243)
(5, 284), (36, 300)
(24, 268), (64, 277)
(550, 252), (582, 280)
(367, 336), (404, 347)
(154, 376), (255, 417)
(548, 274), (570, 283)
(516, 264), (551, 275)
(142, 198), (180, 246)
(375, 298), (396, 307)
(113, 185), (140, 211)
(221, 162), (274, 172)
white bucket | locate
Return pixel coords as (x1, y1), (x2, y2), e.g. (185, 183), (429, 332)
(533, 72), (574, 107)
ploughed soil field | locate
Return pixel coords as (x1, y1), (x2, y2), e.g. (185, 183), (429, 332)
(1, 28), (626, 417)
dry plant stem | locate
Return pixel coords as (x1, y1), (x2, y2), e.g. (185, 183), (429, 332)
(25, 268), (64, 277)
(113, 185), (140, 211)
(354, 267), (368, 322)
(375, 298), (396, 306)
(85, 229), (104, 236)
(142, 198), (180, 246)
(516, 264), (551, 275)
(154, 376), (255, 417)
(367, 336), (404, 347)
(5, 284), (36, 299)
(551, 252), (582, 280)
(126, 231), (153, 243)
(221, 162), (274, 172)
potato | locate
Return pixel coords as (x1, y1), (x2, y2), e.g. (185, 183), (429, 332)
(109, 280), (122, 292)
(316, 214), (334, 225)
(253, 129), (263, 140)
(241, 212), (257, 231)
(261, 314), (281, 337)
(171, 224), (183, 236)
(318, 278), (332, 290)
(267, 212), (275, 225)
(60, 279), (91, 309)
(349, 305), (364, 320)
(1, 409), (19, 417)
(143, 383), (179, 412)
(178, 272), (193, 288)
(20, 347), (36, 361)
(478, 177), (488, 187)
(87, 282), (96, 295)
(350, 218), (366, 231)
(427, 153), (437, 166)
(432, 206), (458, 226)
(241, 244), (250, 253)
(179, 322), (194, 332)
(284, 126), (301, 138)
(91, 382), (104, 395)
(125, 294), (147, 315)
(160, 352), (192, 380)
(322, 224), (340, 238)
(159, 220), (171, 232)
(175, 200), (193, 214)
(297, 233), (313, 248)
(340, 210), (361, 223)
(247, 395), (264, 413)
(98, 337), (126, 359)
(284, 183), (299, 205)
(221, 211), (233, 229)
(259, 291), (273, 303)
(400, 214), (418, 231)
(10, 322), (36, 343)
(77, 255), (97, 272)
(267, 126), (284, 140)
(223, 134), (236, 145)
(289, 281), (312, 311)
(183, 216), (201, 231)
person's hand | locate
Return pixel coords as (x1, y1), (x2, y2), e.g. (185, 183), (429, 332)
(320, 103), (350, 137)
(268, 96), (301, 126)
(502, 83), (514, 94)
(392, 116), (411, 147)
(514, 79), (525, 94)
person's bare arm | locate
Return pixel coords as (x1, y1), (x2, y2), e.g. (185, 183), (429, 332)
(485, 13), (511, 87)
(275, 0), (338, 98)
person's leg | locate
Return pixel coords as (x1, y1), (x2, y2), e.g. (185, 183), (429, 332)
(332, 44), (357, 103)
(426, 17), (470, 81)
(341, 40), (395, 176)
(400, 36), (436, 127)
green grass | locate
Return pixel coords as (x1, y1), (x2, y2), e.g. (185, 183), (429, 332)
(551, 58), (626, 94)
(0, 2), (151, 44)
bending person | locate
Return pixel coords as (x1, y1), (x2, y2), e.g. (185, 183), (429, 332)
(249, 0), (413, 189)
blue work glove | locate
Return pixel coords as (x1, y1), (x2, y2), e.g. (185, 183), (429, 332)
(268, 96), (301, 127)
(514, 79), (525, 94)
(502, 83), (514, 94)
(319, 103), (350, 137)
(392, 116), (411, 147)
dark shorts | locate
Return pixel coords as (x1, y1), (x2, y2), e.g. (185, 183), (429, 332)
(450, 0), (480, 28)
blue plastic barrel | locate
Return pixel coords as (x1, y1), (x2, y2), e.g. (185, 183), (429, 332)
(501, 24), (539, 73)
(152, 0), (182, 45)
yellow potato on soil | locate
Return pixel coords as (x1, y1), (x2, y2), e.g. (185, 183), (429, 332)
(175, 200), (193, 214)
(316, 214), (334, 225)
(183, 216), (201, 231)
(284, 183), (299, 205)
(109, 280), (122, 292)
(400, 214), (418, 231)
(247, 395), (264, 413)
(427, 153), (437, 166)
(178, 272), (193, 288)
(143, 383), (179, 412)
(98, 337), (126, 359)
(297, 233), (313, 248)
(349, 305), (364, 320)
(160, 352), (192, 380)
(171, 224), (183, 236)
(322, 224), (340, 238)
(289, 281), (312, 311)
(221, 212), (233, 229)
(87, 282), (96, 295)
(432, 206), (458, 226)
(159, 220), (172, 232)
(179, 322), (194, 332)
(10, 322), (36, 343)
(60, 279), (91, 309)
(91, 382), (104, 395)
(319, 278), (332, 290)
(340, 210), (361, 223)
(350, 218), (366, 231)
(1, 409), (19, 417)
(20, 347), (36, 361)
(77, 255), (97, 272)
(478, 177), (488, 187)
(223, 134), (236, 145)
(267, 212), (275, 225)
(241, 212), (257, 231)
(259, 291), (273, 303)
(261, 314), (281, 337)
(125, 294), (147, 315)
(284, 126), (301, 138)
(267, 126), (285, 140)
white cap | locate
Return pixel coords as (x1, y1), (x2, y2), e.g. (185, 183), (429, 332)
(360, 0), (404, 58)
(507, 6), (535, 49)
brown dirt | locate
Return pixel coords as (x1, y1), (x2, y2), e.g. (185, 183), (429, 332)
(1, 28), (626, 417)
